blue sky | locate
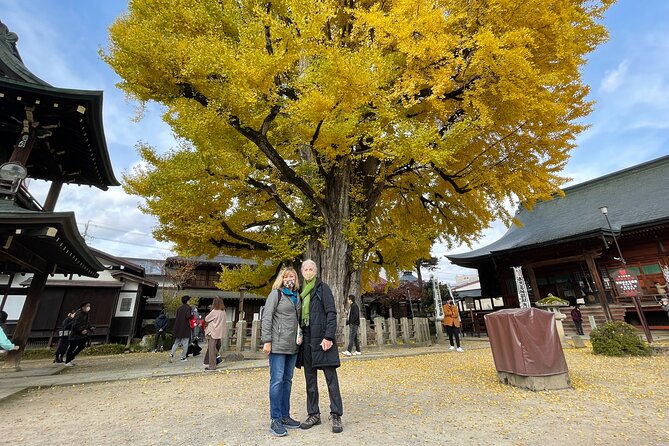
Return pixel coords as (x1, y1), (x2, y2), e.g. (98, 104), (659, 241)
(1, 1), (668, 283)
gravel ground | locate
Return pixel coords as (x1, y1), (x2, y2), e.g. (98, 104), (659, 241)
(1, 347), (668, 446)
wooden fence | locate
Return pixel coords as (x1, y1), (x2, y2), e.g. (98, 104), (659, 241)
(219, 317), (433, 353)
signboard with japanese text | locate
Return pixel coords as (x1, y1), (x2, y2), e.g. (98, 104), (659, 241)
(612, 268), (641, 297)
(513, 266), (531, 308)
(431, 275), (444, 320)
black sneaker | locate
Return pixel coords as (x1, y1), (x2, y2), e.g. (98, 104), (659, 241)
(270, 419), (288, 437)
(330, 414), (343, 433)
(281, 417), (301, 429)
(300, 414), (321, 429)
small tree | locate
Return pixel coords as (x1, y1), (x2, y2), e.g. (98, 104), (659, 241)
(161, 258), (197, 315)
(590, 321), (651, 356)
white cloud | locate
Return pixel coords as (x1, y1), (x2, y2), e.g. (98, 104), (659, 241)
(600, 60), (629, 93)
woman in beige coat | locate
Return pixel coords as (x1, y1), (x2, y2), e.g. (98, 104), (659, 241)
(204, 297), (226, 371)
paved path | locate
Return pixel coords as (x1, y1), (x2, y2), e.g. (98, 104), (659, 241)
(0, 338), (492, 402)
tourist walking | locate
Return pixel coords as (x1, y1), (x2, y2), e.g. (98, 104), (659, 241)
(170, 295), (193, 363)
(65, 302), (94, 366)
(262, 267), (302, 437)
(54, 309), (76, 363)
(153, 308), (169, 352)
(298, 260), (343, 434)
(203, 297), (226, 371)
(0, 310), (19, 352)
(443, 299), (463, 352)
(571, 304), (585, 335)
(343, 295), (361, 356)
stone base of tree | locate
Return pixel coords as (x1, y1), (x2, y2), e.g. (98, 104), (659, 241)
(497, 371), (571, 391)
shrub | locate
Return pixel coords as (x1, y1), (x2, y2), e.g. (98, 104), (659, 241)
(80, 343), (127, 356)
(19, 348), (54, 360)
(590, 321), (651, 356)
(141, 333), (174, 351)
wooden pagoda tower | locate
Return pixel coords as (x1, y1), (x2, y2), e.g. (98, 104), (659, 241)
(0, 20), (119, 369)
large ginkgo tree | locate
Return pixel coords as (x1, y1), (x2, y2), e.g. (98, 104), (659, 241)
(104, 0), (613, 329)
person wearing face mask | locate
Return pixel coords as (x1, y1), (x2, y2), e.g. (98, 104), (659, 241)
(261, 267), (302, 437)
(64, 302), (94, 367)
(298, 259), (343, 434)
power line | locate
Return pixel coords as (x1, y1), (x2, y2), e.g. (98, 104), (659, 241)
(89, 235), (174, 252)
(76, 221), (156, 238)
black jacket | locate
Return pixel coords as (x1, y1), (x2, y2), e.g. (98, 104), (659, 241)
(173, 304), (192, 339)
(346, 302), (360, 326)
(301, 279), (340, 369)
(69, 310), (91, 341)
(155, 312), (169, 331)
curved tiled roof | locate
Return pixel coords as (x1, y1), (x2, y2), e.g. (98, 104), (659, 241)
(449, 154), (669, 264)
(0, 20), (118, 189)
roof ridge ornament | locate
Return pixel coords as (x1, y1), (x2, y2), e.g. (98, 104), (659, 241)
(0, 20), (22, 61)
(0, 20), (51, 85)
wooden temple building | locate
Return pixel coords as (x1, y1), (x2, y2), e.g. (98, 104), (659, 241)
(0, 20), (119, 368)
(448, 155), (669, 334)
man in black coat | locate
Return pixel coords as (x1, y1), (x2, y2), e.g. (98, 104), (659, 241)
(169, 296), (192, 362)
(298, 259), (343, 433)
(64, 302), (93, 366)
(343, 295), (361, 356)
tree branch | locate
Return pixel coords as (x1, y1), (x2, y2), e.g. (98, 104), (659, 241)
(228, 113), (326, 216)
(246, 176), (306, 226)
(217, 220), (270, 250)
(431, 163), (472, 194)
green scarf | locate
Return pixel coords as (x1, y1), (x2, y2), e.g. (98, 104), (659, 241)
(301, 278), (316, 326)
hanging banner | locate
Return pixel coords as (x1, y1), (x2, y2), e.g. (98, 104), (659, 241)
(431, 275), (444, 320)
(612, 268), (640, 297)
(661, 263), (669, 286)
(512, 266), (531, 308)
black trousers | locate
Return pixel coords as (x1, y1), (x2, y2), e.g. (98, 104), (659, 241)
(574, 321), (584, 336)
(302, 328), (343, 417)
(446, 325), (461, 348)
(65, 339), (87, 363)
(346, 324), (360, 353)
(153, 330), (167, 350)
(54, 337), (69, 362)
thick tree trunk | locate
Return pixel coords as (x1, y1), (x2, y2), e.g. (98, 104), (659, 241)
(303, 164), (366, 343)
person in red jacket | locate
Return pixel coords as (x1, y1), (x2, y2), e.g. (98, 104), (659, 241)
(571, 304), (584, 335)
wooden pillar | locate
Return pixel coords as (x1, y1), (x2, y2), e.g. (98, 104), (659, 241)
(584, 253), (613, 321)
(525, 265), (541, 302)
(42, 181), (63, 211)
(125, 286), (142, 348)
(2, 272), (49, 370)
(9, 127), (37, 165)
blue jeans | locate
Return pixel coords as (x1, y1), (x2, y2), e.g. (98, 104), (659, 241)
(170, 337), (189, 359)
(269, 352), (298, 420)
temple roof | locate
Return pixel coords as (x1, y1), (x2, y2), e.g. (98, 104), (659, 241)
(0, 20), (118, 190)
(448, 154), (669, 266)
(0, 201), (103, 277)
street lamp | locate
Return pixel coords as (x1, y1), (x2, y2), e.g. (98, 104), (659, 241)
(600, 206), (652, 342)
(599, 206), (626, 265)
